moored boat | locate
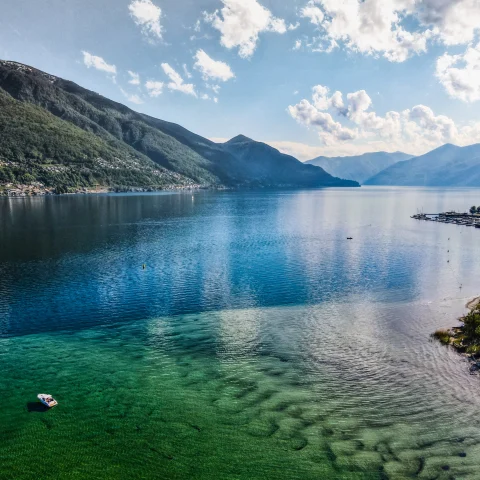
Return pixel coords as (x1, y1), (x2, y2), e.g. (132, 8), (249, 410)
(37, 394), (58, 408)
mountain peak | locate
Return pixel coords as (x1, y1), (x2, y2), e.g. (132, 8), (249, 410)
(226, 134), (253, 144)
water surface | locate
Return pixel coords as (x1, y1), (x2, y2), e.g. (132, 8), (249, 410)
(1, 187), (480, 479)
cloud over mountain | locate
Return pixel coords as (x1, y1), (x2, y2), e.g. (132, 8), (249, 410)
(288, 84), (480, 154)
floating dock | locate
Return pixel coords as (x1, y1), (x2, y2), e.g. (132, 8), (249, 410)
(411, 211), (480, 228)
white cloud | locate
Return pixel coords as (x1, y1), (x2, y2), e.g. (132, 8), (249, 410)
(418, 0), (480, 46)
(145, 80), (164, 97)
(82, 51), (117, 75)
(298, 0), (480, 63)
(436, 42), (480, 103)
(293, 39), (302, 50)
(128, 71), (140, 85)
(183, 64), (192, 79)
(299, 0), (433, 62)
(193, 49), (235, 82)
(120, 88), (144, 104)
(129, 0), (163, 40)
(206, 83), (221, 94)
(204, 0), (287, 59)
(300, 1), (325, 26)
(288, 84), (480, 154)
(161, 63), (197, 96)
(288, 99), (357, 145)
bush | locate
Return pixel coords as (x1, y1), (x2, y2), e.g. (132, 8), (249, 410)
(432, 329), (451, 345)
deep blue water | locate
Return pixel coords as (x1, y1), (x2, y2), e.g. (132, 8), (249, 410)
(1, 187), (479, 337)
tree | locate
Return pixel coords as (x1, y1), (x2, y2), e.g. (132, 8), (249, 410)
(477, 207), (480, 214)
(470, 206), (477, 214)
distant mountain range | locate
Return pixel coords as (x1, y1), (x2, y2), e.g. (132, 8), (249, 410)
(306, 151), (412, 184)
(0, 60), (358, 195)
(364, 143), (480, 186)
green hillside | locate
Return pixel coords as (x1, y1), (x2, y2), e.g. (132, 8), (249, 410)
(0, 60), (358, 194)
(0, 89), (192, 194)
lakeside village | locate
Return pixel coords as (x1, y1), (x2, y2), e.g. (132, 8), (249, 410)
(412, 206), (480, 228)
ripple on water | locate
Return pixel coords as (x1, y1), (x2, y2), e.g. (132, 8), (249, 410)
(2, 303), (480, 479)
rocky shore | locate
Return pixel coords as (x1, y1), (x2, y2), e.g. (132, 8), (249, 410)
(433, 297), (480, 372)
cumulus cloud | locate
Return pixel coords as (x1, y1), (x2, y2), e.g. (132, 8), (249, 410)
(299, 0), (432, 62)
(193, 49), (235, 82)
(204, 0), (287, 59)
(129, 0), (163, 40)
(300, 1), (324, 26)
(288, 84), (480, 154)
(145, 80), (164, 97)
(128, 71), (140, 85)
(288, 99), (357, 145)
(297, 0), (480, 63)
(418, 0), (480, 46)
(82, 51), (117, 75)
(436, 42), (480, 102)
(161, 63), (197, 96)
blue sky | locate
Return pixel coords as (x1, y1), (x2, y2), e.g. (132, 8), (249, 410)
(1, 0), (480, 159)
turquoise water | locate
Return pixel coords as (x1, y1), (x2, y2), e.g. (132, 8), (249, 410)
(1, 187), (480, 479)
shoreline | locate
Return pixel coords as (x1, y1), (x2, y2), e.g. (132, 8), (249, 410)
(0, 183), (219, 198)
(433, 296), (480, 364)
(466, 296), (480, 311)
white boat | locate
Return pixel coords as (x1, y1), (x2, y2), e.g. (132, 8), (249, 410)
(37, 394), (58, 408)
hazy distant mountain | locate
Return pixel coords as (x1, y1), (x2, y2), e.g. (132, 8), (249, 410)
(364, 143), (480, 186)
(0, 60), (358, 193)
(306, 151), (412, 184)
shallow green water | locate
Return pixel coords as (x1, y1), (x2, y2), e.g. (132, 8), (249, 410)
(3, 303), (480, 479)
(2, 308), (380, 479)
(2, 188), (480, 479)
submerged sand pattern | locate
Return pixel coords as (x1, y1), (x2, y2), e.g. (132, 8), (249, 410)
(2, 303), (480, 479)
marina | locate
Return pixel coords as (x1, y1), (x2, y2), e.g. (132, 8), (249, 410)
(411, 211), (480, 228)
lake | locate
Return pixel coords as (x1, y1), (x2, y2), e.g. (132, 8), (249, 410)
(1, 187), (480, 479)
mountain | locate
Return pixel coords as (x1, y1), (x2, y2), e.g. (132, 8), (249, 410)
(305, 151), (412, 184)
(364, 143), (480, 186)
(220, 135), (357, 187)
(0, 60), (358, 194)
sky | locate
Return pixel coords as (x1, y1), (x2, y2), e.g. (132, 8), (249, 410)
(1, 0), (480, 160)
